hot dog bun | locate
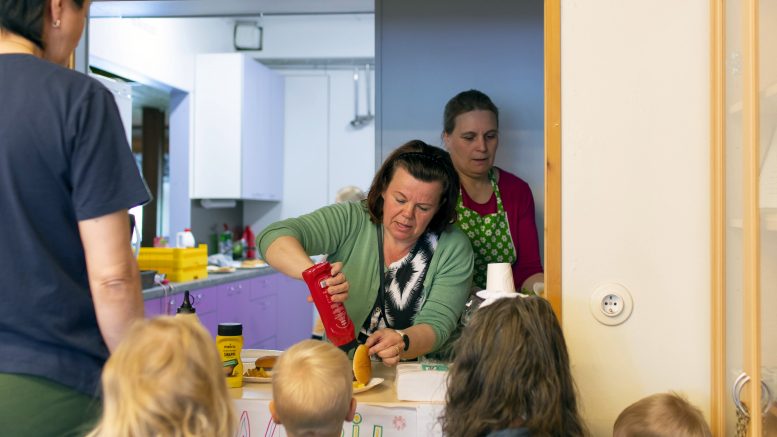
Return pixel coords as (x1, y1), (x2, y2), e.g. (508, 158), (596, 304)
(254, 356), (277, 370)
(352, 344), (372, 385)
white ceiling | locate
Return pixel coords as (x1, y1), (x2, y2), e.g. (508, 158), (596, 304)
(90, 0), (374, 18)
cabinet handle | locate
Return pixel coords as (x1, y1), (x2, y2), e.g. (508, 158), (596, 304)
(167, 298), (176, 315)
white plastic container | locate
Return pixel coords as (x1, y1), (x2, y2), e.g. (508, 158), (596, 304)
(176, 228), (196, 248)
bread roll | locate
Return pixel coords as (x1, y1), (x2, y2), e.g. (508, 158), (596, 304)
(352, 344), (372, 385)
(254, 356), (277, 370)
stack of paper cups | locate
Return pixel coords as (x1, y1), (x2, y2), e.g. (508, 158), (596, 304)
(486, 263), (516, 293)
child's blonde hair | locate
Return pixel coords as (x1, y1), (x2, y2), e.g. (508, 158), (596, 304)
(272, 340), (353, 437)
(86, 316), (236, 437)
(614, 392), (712, 437)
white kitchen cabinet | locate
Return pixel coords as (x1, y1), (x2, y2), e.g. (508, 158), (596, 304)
(192, 53), (284, 200)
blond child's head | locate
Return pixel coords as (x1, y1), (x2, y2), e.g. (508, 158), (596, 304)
(270, 339), (356, 437)
(614, 392), (712, 437)
(86, 316), (236, 437)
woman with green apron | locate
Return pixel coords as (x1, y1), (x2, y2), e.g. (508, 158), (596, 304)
(443, 90), (544, 295)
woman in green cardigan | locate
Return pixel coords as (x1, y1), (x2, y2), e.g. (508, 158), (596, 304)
(258, 140), (474, 365)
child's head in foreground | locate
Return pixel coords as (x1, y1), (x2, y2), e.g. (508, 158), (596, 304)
(270, 339), (357, 437)
(86, 316), (235, 437)
(614, 392), (712, 437)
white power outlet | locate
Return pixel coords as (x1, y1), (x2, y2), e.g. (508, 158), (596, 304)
(590, 283), (633, 326)
(600, 293), (624, 316)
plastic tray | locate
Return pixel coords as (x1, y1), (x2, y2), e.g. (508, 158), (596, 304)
(138, 245), (208, 282)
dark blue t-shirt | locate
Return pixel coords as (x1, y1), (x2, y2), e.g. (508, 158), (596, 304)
(0, 54), (151, 396)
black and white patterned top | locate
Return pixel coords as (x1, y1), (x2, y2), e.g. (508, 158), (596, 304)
(358, 231), (439, 341)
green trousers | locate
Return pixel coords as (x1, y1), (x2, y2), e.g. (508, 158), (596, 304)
(0, 373), (102, 437)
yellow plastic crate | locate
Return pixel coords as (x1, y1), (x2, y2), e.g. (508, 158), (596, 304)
(138, 245), (208, 282)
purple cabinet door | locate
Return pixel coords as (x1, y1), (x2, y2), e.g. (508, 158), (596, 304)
(244, 276), (278, 349)
(271, 274), (313, 350)
(217, 282), (244, 324)
(191, 287), (220, 339)
(144, 296), (165, 317)
(144, 293), (179, 317)
(145, 287), (221, 339)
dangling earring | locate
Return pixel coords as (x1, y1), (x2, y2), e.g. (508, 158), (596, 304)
(53, 19), (61, 28)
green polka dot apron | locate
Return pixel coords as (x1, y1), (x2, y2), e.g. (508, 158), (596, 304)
(456, 169), (517, 289)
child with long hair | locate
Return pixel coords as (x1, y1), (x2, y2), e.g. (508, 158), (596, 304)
(86, 316), (236, 437)
(441, 296), (587, 437)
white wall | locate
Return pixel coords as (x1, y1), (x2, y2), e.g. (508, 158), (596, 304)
(561, 1), (710, 435)
(247, 14), (374, 59)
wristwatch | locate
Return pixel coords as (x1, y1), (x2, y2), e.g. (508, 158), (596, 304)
(395, 329), (410, 352)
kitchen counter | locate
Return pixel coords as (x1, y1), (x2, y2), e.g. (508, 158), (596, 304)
(231, 351), (444, 436)
(142, 267), (278, 300)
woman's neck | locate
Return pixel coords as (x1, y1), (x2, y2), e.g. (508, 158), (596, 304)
(0, 32), (41, 57)
(459, 169), (495, 204)
(382, 230), (413, 267)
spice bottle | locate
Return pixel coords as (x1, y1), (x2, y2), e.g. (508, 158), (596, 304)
(216, 323), (243, 388)
(175, 291), (198, 321)
(302, 262), (357, 352)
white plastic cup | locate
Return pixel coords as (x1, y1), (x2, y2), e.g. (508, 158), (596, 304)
(176, 229), (196, 248)
(486, 263), (515, 292)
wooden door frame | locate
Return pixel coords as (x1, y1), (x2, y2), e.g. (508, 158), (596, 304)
(710, 0), (764, 434)
(741, 0), (763, 434)
(545, 0), (562, 319)
(710, 0), (726, 433)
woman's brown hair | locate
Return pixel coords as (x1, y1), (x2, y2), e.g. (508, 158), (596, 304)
(441, 296), (588, 437)
(0, 0), (86, 50)
(442, 89), (499, 135)
(365, 139), (459, 234)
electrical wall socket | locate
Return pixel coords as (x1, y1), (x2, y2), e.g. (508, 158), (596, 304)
(600, 293), (624, 316)
(590, 283), (633, 326)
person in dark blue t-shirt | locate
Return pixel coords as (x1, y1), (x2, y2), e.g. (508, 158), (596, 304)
(0, 1), (151, 435)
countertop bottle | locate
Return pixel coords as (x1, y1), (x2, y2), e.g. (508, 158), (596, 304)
(176, 228), (195, 248)
(243, 225), (256, 260)
(219, 224), (233, 260)
(302, 262), (357, 352)
(216, 323), (243, 388)
(175, 290), (198, 321)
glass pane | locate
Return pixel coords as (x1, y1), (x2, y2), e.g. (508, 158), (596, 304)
(725, 0), (745, 435)
(760, 0), (777, 434)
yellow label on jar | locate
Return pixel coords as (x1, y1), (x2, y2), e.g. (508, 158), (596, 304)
(216, 334), (243, 388)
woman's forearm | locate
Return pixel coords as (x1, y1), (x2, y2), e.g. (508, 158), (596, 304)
(79, 210), (144, 352)
(263, 236), (315, 279)
(400, 324), (437, 360)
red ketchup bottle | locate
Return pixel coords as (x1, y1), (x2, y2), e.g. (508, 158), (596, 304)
(243, 225), (256, 260)
(302, 262), (357, 352)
